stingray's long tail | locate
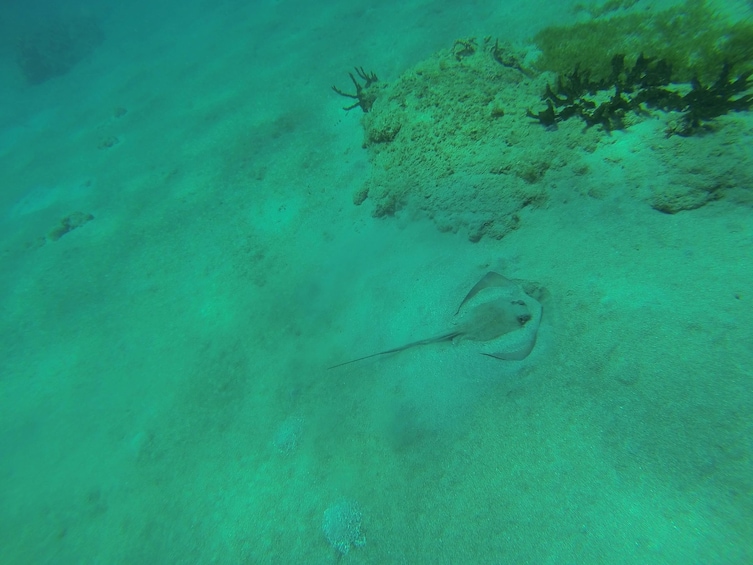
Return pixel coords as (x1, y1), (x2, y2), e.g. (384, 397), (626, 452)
(327, 331), (460, 370)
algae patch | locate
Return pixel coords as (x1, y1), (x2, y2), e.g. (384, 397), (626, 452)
(534, 0), (753, 84)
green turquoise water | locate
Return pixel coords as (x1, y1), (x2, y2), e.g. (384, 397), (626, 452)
(0, 0), (751, 562)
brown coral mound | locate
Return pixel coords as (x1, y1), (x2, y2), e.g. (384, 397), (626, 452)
(354, 38), (584, 241)
(344, 28), (753, 239)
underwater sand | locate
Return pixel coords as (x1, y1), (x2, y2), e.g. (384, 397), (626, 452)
(1, 0), (751, 563)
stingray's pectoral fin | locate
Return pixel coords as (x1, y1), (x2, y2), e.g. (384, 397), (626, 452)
(482, 334), (538, 361)
(455, 272), (518, 315)
(482, 295), (543, 361)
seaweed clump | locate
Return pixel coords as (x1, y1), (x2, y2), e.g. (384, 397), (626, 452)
(679, 65), (753, 134)
(527, 54), (753, 135)
(332, 67), (380, 112)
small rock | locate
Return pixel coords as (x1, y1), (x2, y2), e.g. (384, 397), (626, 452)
(322, 499), (366, 555)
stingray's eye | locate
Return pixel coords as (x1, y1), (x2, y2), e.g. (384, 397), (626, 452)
(517, 314), (531, 325)
(511, 300), (525, 306)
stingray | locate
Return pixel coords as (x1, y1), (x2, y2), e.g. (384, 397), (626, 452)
(329, 272), (545, 369)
